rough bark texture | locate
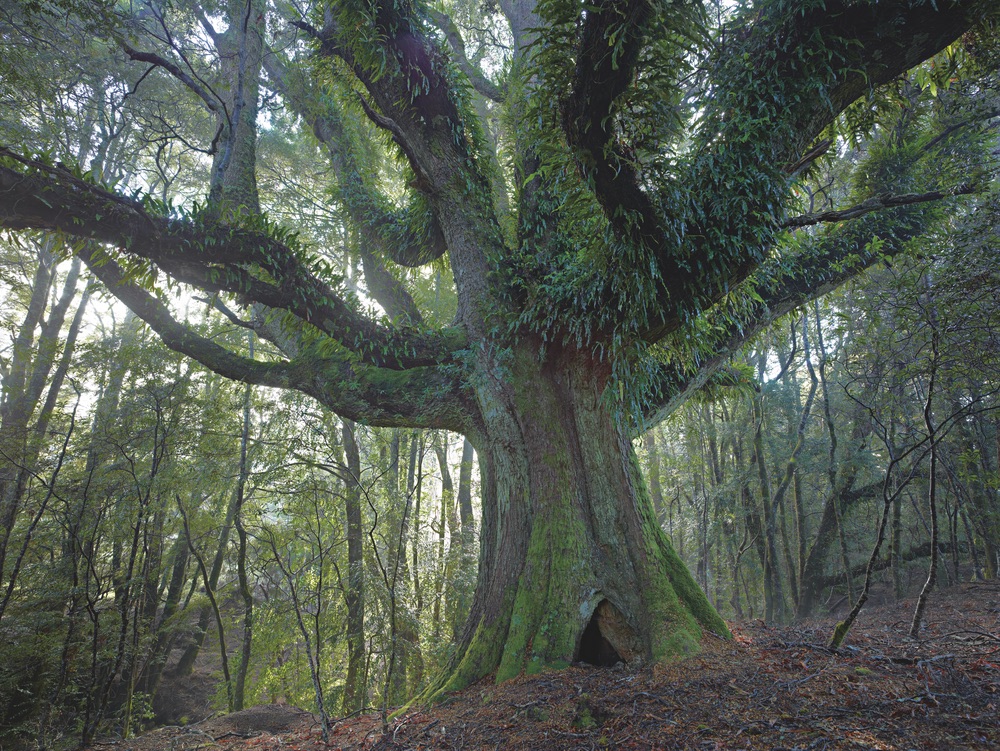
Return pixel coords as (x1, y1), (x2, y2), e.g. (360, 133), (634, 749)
(422, 342), (728, 698)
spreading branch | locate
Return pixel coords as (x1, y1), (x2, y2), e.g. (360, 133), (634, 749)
(923, 107), (1000, 153)
(562, 0), (661, 251)
(264, 51), (447, 275)
(315, 10), (467, 197)
(783, 185), (977, 229)
(120, 43), (223, 115)
(78, 246), (470, 431)
(643, 183), (977, 428)
(0, 154), (464, 369)
(784, 139), (833, 177)
(311, 1), (501, 331)
(359, 251), (424, 323)
(638, 0), (983, 343)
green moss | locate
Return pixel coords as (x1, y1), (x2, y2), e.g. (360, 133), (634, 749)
(525, 656), (571, 676)
(497, 506), (583, 679)
(496, 550), (544, 682)
(497, 381), (591, 679)
(657, 628), (701, 661)
(573, 693), (607, 730)
(829, 620), (850, 650)
(630, 451), (732, 642)
(654, 528), (730, 638)
(414, 606), (511, 706)
(527, 706), (548, 722)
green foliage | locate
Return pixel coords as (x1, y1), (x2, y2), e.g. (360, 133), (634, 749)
(1, 0), (998, 725)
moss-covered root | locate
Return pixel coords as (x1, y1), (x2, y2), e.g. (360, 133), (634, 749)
(829, 620), (850, 650)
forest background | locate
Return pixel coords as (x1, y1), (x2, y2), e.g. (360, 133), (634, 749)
(0, 0), (999, 748)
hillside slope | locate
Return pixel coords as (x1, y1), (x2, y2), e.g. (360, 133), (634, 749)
(106, 580), (999, 750)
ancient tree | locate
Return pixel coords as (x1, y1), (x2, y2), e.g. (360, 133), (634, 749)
(0, 0), (993, 696)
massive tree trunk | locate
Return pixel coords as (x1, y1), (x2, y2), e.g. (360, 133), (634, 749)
(425, 342), (728, 696)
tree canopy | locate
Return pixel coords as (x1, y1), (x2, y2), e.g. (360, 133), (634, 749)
(1, 0), (998, 700)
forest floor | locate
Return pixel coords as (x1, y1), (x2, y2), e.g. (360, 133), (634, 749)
(105, 579), (1000, 750)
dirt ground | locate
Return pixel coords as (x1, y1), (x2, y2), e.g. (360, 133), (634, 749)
(100, 579), (1000, 750)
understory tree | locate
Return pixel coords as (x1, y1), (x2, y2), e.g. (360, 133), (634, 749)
(1, 0), (998, 699)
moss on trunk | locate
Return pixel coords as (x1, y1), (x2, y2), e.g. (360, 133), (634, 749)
(418, 342), (729, 703)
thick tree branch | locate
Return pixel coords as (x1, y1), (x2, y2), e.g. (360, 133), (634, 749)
(642, 189), (977, 428)
(639, 0), (985, 344)
(120, 43), (223, 115)
(562, 0), (661, 251)
(78, 245), (296, 389)
(783, 185), (977, 229)
(312, 2), (503, 334)
(923, 107), (1000, 153)
(195, 295), (255, 329)
(784, 139), (833, 177)
(191, 4), (222, 43)
(0, 155), (464, 368)
(316, 9), (468, 197)
(781, 0), (988, 161)
(359, 251), (424, 323)
(78, 246), (470, 431)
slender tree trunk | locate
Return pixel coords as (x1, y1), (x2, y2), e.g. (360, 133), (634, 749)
(179, 498), (233, 711)
(704, 405), (724, 602)
(891, 483), (905, 597)
(139, 536), (189, 697)
(432, 432), (457, 642)
(265, 531), (330, 740)
(792, 471), (806, 601)
(412, 433), (424, 615)
(808, 308), (856, 608)
(341, 418), (366, 712)
(174, 485), (236, 677)
(796, 477), (872, 619)
(384, 431), (419, 702)
(24, 278), (90, 469)
(830, 345), (937, 649)
(910, 329), (940, 639)
(951, 399), (995, 579)
(959, 505), (982, 579)
(0, 278), (89, 626)
(75, 316), (136, 747)
(233, 337), (254, 711)
(451, 438), (476, 640)
(207, 0), (264, 217)
(948, 496), (960, 583)
(735, 434), (766, 613)
(0, 242), (55, 576)
(752, 394), (785, 623)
